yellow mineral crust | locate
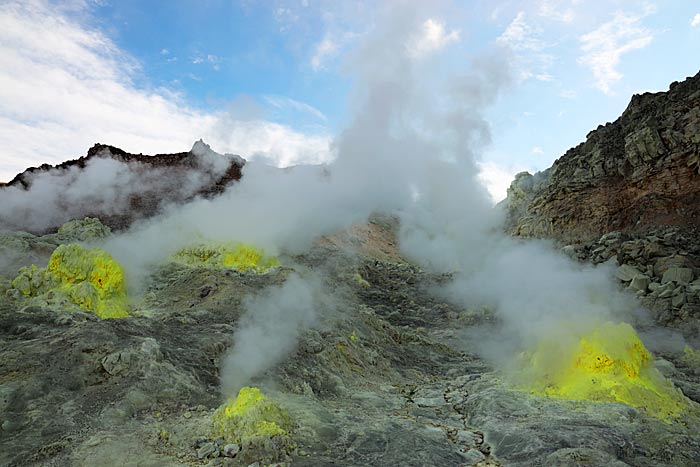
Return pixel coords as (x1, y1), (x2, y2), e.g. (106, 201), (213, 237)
(171, 243), (278, 272)
(212, 387), (292, 443)
(12, 244), (128, 319)
(521, 322), (694, 422)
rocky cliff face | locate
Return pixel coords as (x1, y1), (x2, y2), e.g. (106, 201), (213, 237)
(505, 71), (700, 243)
(0, 140), (244, 233)
(504, 71), (700, 333)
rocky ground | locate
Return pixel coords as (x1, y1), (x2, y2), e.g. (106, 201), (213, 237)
(2, 216), (700, 467)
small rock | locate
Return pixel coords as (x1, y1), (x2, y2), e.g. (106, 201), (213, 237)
(222, 443), (240, 457)
(672, 292), (686, 308)
(197, 442), (218, 459)
(459, 448), (486, 465)
(661, 267), (694, 285)
(659, 288), (675, 299)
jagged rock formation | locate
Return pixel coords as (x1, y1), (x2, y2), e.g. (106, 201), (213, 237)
(0, 140), (244, 233)
(504, 71), (700, 335)
(504, 71), (700, 243)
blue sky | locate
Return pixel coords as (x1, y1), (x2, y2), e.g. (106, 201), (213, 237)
(1, 0), (699, 200)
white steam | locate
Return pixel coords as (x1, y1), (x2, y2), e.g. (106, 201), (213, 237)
(0, 141), (237, 232)
(4, 2), (654, 392)
(220, 273), (321, 395)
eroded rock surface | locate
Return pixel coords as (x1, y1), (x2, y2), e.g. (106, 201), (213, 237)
(2, 217), (699, 467)
(504, 71), (700, 243)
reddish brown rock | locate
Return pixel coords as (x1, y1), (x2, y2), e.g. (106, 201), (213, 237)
(504, 71), (700, 244)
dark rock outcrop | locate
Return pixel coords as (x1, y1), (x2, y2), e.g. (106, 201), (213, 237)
(504, 71), (700, 243)
(0, 141), (244, 233)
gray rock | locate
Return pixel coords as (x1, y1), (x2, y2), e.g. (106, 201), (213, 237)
(615, 264), (642, 282)
(101, 351), (131, 376)
(654, 255), (693, 278)
(629, 274), (650, 293)
(673, 292), (686, 308)
(662, 267), (694, 285)
(458, 448), (486, 465)
(659, 287), (675, 299)
(223, 443), (240, 457)
(198, 442), (218, 459)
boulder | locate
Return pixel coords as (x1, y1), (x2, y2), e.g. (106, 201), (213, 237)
(615, 264), (642, 282)
(662, 267), (694, 285)
(629, 275), (650, 293)
(654, 256), (693, 278)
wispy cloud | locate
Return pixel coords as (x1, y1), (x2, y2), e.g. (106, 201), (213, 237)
(531, 146), (544, 155)
(498, 11), (546, 52)
(536, 0), (575, 23)
(497, 11), (554, 82)
(0, 0), (330, 181)
(579, 8), (655, 94)
(264, 95), (327, 122)
(692, 13), (700, 27)
(407, 18), (460, 59)
(192, 53), (220, 70)
(310, 36), (337, 71)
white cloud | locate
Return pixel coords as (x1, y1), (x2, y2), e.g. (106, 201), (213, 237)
(408, 18), (460, 58)
(692, 13), (700, 27)
(531, 146), (544, 155)
(578, 9), (654, 94)
(0, 0), (330, 182)
(498, 11), (545, 52)
(263, 95), (327, 122)
(310, 36), (337, 71)
(160, 48), (169, 55)
(558, 89), (577, 99)
(477, 161), (523, 204)
(497, 11), (553, 82)
(536, 0), (575, 23)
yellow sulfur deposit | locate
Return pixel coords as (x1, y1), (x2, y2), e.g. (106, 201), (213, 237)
(212, 387), (293, 443)
(520, 322), (694, 422)
(11, 244), (128, 319)
(171, 243), (278, 272)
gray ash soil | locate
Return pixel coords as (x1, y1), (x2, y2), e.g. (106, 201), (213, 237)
(1, 219), (700, 467)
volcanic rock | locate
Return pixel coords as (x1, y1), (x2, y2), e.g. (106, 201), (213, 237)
(503, 71), (700, 243)
(0, 140), (244, 233)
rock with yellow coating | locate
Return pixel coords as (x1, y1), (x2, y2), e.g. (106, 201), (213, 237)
(171, 243), (279, 273)
(9, 244), (128, 319)
(212, 387), (294, 464)
(520, 322), (696, 421)
(55, 217), (112, 242)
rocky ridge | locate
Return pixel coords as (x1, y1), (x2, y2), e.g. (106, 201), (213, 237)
(504, 71), (700, 243)
(504, 71), (700, 336)
(0, 140), (244, 233)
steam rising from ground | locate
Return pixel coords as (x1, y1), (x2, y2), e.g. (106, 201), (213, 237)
(100, 2), (650, 391)
(2, 2), (653, 392)
(220, 273), (321, 395)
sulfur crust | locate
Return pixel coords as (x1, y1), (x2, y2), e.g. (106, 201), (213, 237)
(171, 243), (279, 273)
(520, 322), (694, 422)
(212, 387), (292, 443)
(11, 244), (128, 319)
